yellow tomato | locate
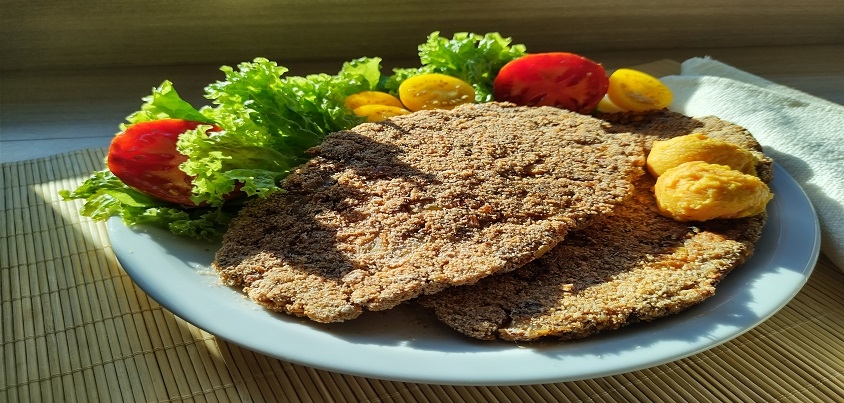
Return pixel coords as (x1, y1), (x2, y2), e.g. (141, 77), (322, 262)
(595, 95), (625, 113)
(398, 74), (476, 111)
(353, 104), (411, 122)
(607, 68), (673, 112)
(344, 91), (405, 110)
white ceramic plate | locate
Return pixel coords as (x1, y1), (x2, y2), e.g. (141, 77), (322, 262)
(107, 163), (820, 386)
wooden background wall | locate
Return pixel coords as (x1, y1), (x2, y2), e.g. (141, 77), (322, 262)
(2, 0), (843, 72)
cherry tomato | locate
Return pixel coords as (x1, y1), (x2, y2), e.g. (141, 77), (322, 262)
(492, 52), (609, 114)
(607, 68), (673, 112)
(595, 95), (625, 113)
(353, 104), (411, 122)
(344, 91), (405, 110)
(107, 119), (219, 206)
(398, 73), (476, 111)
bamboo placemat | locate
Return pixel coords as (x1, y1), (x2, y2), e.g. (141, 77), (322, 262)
(3, 147), (844, 403)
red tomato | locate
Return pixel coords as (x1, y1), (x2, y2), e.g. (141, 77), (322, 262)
(107, 119), (219, 206)
(493, 52), (609, 114)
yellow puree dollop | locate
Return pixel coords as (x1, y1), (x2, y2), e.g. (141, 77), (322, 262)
(647, 133), (773, 222)
(654, 161), (773, 221)
(647, 133), (758, 178)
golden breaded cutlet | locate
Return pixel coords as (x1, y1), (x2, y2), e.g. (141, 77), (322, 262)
(212, 102), (646, 323)
(419, 111), (772, 341)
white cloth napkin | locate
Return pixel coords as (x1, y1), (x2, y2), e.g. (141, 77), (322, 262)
(660, 57), (844, 270)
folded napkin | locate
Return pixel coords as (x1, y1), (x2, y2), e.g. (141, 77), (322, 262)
(660, 57), (844, 270)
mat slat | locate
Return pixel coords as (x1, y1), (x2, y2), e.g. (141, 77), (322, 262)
(3, 145), (844, 402)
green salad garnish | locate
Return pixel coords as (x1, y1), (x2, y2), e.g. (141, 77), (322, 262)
(61, 32), (527, 240)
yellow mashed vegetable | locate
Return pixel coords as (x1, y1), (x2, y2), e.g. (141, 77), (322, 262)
(647, 133), (758, 178)
(654, 161), (773, 222)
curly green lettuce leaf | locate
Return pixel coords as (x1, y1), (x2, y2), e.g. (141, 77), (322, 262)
(176, 125), (294, 206)
(131, 207), (234, 240)
(59, 170), (233, 240)
(181, 56), (381, 206)
(384, 32), (527, 102)
(123, 80), (212, 129)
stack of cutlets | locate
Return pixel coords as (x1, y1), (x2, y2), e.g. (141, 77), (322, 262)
(212, 102), (771, 341)
(421, 112), (771, 340)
